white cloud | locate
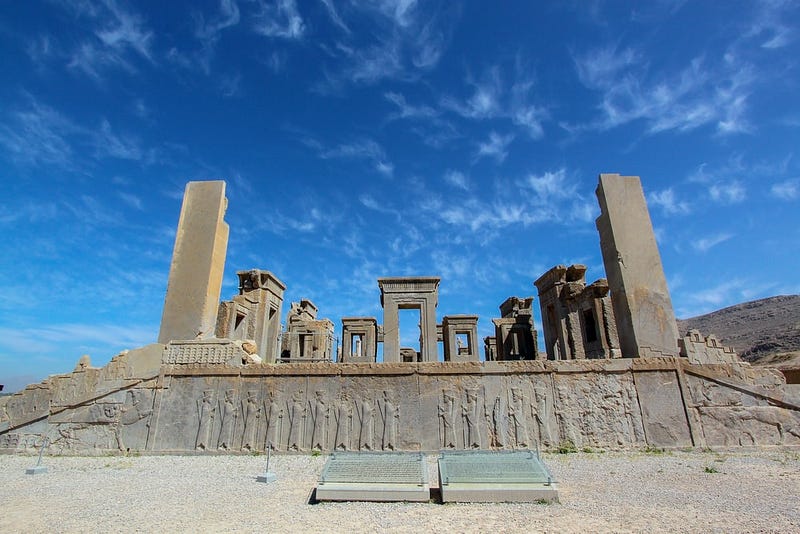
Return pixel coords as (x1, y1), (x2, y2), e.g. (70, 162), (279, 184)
(319, 138), (394, 177)
(118, 192), (143, 210)
(195, 0), (241, 40)
(521, 168), (576, 202)
(770, 179), (800, 200)
(319, 0), (351, 34)
(443, 170), (468, 191)
(475, 131), (514, 163)
(95, 119), (142, 160)
(572, 45), (754, 135)
(647, 188), (691, 215)
(252, 0), (305, 39)
(692, 233), (733, 252)
(709, 181), (746, 204)
(384, 92), (438, 120)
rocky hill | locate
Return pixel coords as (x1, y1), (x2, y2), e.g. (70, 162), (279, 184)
(677, 295), (800, 367)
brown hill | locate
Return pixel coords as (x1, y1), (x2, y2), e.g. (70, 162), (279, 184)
(677, 295), (800, 367)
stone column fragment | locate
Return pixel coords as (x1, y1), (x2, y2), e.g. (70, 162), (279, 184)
(158, 181), (229, 343)
(595, 174), (678, 357)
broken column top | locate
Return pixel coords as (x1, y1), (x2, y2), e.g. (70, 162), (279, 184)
(158, 180), (229, 344)
(499, 296), (534, 318)
(237, 269), (286, 295)
(595, 173), (679, 357)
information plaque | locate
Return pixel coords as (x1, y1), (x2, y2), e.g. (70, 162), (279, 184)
(316, 452), (430, 502)
(438, 450), (559, 503)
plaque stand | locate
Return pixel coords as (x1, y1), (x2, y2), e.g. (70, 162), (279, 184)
(26, 436), (50, 475)
(256, 444), (277, 483)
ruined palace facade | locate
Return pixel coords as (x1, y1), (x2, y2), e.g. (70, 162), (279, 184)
(1, 175), (798, 455)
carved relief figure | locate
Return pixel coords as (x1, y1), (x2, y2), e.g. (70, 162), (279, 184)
(439, 391), (457, 449)
(333, 392), (353, 451)
(287, 391), (306, 451)
(310, 391), (329, 450)
(462, 389), (481, 449)
(379, 390), (399, 451)
(357, 396), (375, 451)
(508, 387), (530, 448)
(555, 381), (580, 447)
(217, 389), (237, 450)
(196, 390), (215, 450)
(241, 390), (261, 451)
(263, 390), (283, 450)
(118, 389), (153, 452)
(486, 395), (506, 448)
(533, 382), (553, 447)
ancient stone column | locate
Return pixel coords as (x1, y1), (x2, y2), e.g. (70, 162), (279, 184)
(158, 181), (229, 343)
(595, 174), (679, 357)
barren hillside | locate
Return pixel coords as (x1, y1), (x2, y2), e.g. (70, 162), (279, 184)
(677, 295), (800, 367)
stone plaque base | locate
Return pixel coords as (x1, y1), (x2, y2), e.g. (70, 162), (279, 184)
(256, 472), (277, 483)
(25, 465), (48, 475)
(316, 452), (430, 502)
(438, 450), (559, 503)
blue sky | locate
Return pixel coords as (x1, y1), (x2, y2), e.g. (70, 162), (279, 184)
(1, 1), (799, 392)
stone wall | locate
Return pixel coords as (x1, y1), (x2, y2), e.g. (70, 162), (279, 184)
(2, 346), (798, 454)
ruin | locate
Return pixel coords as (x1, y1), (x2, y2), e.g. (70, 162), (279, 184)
(1, 175), (798, 456)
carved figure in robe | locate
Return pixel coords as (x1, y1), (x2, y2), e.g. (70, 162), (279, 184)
(263, 390), (283, 450)
(485, 395), (506, 448)
(462, 389), (481, 449)
(195, 390), (215, 450)
(508, 387), (530, 448)
(623, 382), (646, 444)
(241, 390), (261, 451)
(379, 390), (399, 451)
(217, 389), (237, 450)
(116, 389), (153, 451)
(357, 397), (375, 450)
(287, 391), (306, 451)
(439, 391), (457, 449)
(533, 382), (553, 447)
(310, 391), (328, 450)
(333, 392), (353, 450)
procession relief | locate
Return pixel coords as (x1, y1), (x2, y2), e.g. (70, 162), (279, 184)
(437, 379), (560, 451)
(191, 385), (405, 453)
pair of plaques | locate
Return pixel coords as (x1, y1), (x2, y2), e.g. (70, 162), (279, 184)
(315, 450), (558, 503)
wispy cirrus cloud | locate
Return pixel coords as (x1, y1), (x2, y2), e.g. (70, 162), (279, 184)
(692, 232), (734, 252)
(570, 44), (754, 135)
(441, 62), (548, 139)
(318, 138), (394, 177)
(709, 180), (746, 204)
(252, 0), (305, 39)
(771, 179), (800, 200)
(475, 131), (514, 163)
(66, 0), (154, 81)
(648, 188), (691, 215)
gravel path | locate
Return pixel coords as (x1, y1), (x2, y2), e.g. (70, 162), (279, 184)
(1, 449), (798, 533)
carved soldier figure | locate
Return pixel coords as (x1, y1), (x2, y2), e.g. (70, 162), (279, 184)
(379, 390), (399, 451)
(486, 395), (507, 448)
(439, 391), (457, 449)
(508, 387), (530, 448)
(196, 390), (215, 450)
(333, 392), (353, 451)
(463, 389), (481, 449)
(263, 390), (283, 451)
(217, 389), (237, 450)
(288, 391), (306, 451)
(241, 390), (261, 451)
(310, 391), (328, 450)
(358, 397), (375, 451)
(533, 382), (553, 447)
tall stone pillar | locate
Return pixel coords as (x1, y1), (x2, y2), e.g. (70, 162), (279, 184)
(595, 174), (679, 357)
(158, 181), (229, 344)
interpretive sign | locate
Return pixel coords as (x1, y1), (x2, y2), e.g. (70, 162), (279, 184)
(438, 450), (559, 502)
(316, 452), (430, 502)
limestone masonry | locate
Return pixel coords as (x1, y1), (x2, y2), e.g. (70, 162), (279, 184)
(1, 175), (798, 455)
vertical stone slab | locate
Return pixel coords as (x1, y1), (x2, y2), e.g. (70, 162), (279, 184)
(595, 174), (679, 357)
(158, 181), (229, 344)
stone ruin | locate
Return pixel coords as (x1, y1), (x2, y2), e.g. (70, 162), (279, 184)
(1, 174), (799, 455)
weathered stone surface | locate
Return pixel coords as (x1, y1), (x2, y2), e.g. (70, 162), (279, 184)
(679, 329), (738, 364)
(340, 317), (378, 363)
(158, 181), (229, 344)
(596, 174), (679, 358)
(442, 315), (479, 362)
(492, 297), (539, 361)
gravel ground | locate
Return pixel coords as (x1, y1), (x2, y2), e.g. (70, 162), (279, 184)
(1, 449), (798, 533)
